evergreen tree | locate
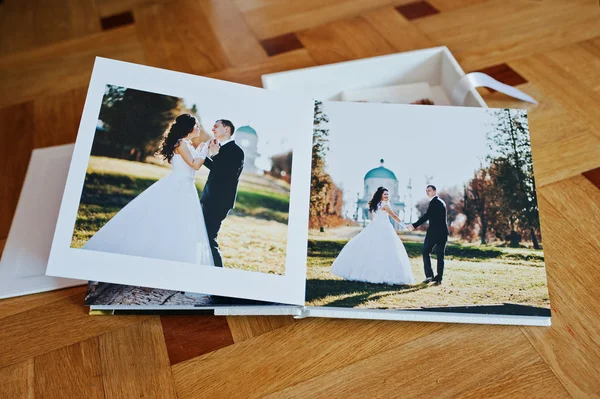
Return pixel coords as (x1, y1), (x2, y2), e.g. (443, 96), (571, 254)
(486, 109), (541, 248)
(310, 100), (333, 229)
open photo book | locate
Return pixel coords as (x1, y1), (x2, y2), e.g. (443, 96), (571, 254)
(4, 57), (550, 326)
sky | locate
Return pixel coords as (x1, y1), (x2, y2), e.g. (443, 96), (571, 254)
(323, 101), (495, 221)
(182, 95), (295, 171)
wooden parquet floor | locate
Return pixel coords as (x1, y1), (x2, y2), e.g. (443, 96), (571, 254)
(1, 0), (599, 397)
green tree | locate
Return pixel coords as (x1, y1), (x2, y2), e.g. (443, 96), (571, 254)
(92, 85), (182, 161)
(486, 109), (541, 248)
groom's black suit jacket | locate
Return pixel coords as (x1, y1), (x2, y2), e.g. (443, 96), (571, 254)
(201, 141), (244, 212)
(412, 196), (450, 239)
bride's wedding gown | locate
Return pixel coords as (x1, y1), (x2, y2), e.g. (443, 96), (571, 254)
(330, 201), (415, 285)
(83, 140), (214, 266)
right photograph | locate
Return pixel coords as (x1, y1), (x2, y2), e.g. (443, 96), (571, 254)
(306, 100), (550, 317)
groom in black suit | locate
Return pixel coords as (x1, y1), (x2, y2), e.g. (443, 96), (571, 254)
(408, 185), (449, 284)
(199, 119), (244, 267)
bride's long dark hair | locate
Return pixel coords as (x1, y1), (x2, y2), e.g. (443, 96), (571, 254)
(368, 187), (388, 213)
(158, 114), (197, 163)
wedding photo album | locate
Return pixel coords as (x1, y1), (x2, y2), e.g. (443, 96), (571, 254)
(41, 57), (550, 325)
(301, 100), (550, 325)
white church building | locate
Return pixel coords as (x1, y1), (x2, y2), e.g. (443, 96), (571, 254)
(356, 159), (406, 228)
(234, 125), (260, 174)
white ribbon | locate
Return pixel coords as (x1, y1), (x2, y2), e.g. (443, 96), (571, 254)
(452, 72), (538, 106)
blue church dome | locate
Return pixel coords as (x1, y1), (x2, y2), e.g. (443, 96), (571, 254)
(364, 159), (397, 181)
(236, 125), (257, 135)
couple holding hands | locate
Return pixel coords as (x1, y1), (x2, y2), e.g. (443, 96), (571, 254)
(330, 185), (449, 286)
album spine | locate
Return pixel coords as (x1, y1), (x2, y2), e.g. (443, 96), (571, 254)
(213, 306), (304, 317)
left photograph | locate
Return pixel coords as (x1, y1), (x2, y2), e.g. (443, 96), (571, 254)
(71, 84), (293, 275)
(47, 58), (312, 305)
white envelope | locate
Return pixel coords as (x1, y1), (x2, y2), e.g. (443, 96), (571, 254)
(0, 144), (85, 299)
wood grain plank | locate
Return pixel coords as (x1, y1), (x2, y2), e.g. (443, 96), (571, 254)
(161, 315), (234, 365)
(544, 37), (600, 93)
(521, 186), (600, 397)
(173, 318), (445, 398)
(238, 0), (401, 40)
(297, 16), (397, 65)
(414, 0), (600, 71)
(457, 359), (569, 399)
(531, 129), (600, 188)
(94, 0), (174, 18)
(33, 87), (87, 148)
(34, 337), (104, 399)
(133, 0), (230, 75)
(264, 325), (568, 398)
(427, 0), (488, 12)
(227, 316), (296, 343)
(0, 26), (145, 109)
(511, 54), (600, 138)
(0, 290), (144, 368)
(0, 286), (87, 321)
(99, 318), (177, 399)
(207, 48), (317, 87)
(0, 0), (101, 56)
(0, 359), (34, 399)
(0, 102), (34, 239)
(363, 6), (435, 53)
(583, 166), (600, 189)
(198, 0), (268, 66)
(538, 176), (600, 250)
(63, 0), (102, 39)
(0, 0), (36, 56)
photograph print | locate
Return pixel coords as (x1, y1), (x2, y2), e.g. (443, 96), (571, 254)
(71, 84), (294, 276)
(306, 100), (550, 318)
(46, 58), (313, 306)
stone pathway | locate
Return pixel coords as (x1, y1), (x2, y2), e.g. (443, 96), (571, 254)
(85, 283), (214, 306)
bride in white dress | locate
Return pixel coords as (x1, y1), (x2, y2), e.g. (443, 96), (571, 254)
(83, 114), (214, 266)
(330, 186), (415, 285)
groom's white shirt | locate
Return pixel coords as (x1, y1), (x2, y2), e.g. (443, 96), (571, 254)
(219, 138), (234, 147)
